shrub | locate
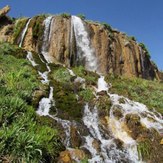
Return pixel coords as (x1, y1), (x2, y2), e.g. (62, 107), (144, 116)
(139, 43), (151, 59)
(60, 13), (71, 19)
(77, 14), (86, 20)
(101, 23), (112, 31)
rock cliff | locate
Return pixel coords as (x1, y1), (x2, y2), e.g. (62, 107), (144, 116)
(0, 8), (162, 80)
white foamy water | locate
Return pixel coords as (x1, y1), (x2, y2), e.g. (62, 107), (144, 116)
(83, 103), (136, 163)
(20, 14), (163, 163)
(53, 117), (72, 147)
(71, 16), (98, 72)
(19, 18), (31, 47)
(67, 68), (76, 76)
(42, 16), (54, 63)
(26, 51), (38, 67)
(96, 76), (109, 92)
(37, 87), (54, 116)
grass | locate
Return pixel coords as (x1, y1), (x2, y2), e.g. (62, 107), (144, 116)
(137, 139), (151, 160)
(0, 42), (64, 162)
(72, 66), (99, 85)
(51, 67), (72, 83)
(106, 74), (163, 114)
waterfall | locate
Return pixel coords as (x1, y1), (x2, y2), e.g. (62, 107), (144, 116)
(71, 16), (98, 72)
(84, 75), (162, 163)
(37, 87), (55, 116)
(139, 47), (145, 77)
(41, 16), (53, 63)
(26, 51), (38, 67)
(19, 14), (162, 163)
(19, 18), (31, 47)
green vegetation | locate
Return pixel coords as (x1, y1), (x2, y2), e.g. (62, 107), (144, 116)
(72, 66), (99, 85)
(77, 14), (86, 20)
(60, 13), (71, 19)
(101, 23), (112, 31)
(106, 74), (163, 114)
(128, 36), (137, 41)
(0, 42), (64, 162)
(13, 18), (28, 43)
(51, 67), (71, 83)
(139, 43), (151, 59)
(27, 15), (47, 50)
(79, 88), (94, 102)
(137, 139), (151, 160)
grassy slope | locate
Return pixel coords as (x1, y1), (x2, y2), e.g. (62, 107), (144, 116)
(0, 43), (64, 163)
(106, 74), (163, 114)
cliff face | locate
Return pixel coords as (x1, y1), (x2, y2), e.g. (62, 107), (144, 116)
(0, 12), (161, 80)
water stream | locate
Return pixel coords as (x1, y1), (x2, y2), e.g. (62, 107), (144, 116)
(19, 18), (31, 47)
(71, 16), (98, 72)
(18, 15), (163, 163)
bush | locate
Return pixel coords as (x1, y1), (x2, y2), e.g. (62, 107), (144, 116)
(77, 14), (86, 20)
(139, 43), (151, 59)
(60, 13), (71, 19)
(101, 23), (112, 31)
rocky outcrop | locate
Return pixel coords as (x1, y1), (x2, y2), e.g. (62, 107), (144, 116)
(0, 6), (12, 29)
(0, 13), (160, 80)
(58, 149), (86, 163)
(0, 5), (10, 18)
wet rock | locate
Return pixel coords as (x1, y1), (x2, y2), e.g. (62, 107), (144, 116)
(112, 105), (123, 119)
(58, 149), (86, 163)
(70, 126), (82, 148)
(32, 88), (47, 107)
(96, 95), (112, 115)
(119, 97), (126, 104)
(97, 90), (107, 96)
(92, 139), (100, 152)
(58, 150), (72, 163)
(160, 138), (163, 145)
(125, 114), (148, 139)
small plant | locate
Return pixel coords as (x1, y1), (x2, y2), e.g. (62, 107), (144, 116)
(60, 13), (71, 19)
(101, 23), (112, 31)
(137, 139), (151, 160)
(139, 43), (151, 59)
(77, 14), (86, 20)
(51, 67), (71, 83)
(79, 89), (94, 101)
(128, 36), (137, 41)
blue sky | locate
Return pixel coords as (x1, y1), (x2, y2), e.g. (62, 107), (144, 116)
(0, 0), (163, 70)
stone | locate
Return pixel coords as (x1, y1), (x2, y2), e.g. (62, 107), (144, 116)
(112, 105), (123, 119)
(58, 149), (86, 163)
(70, 126), (82, 148)
(58, 150), (72, 163)
(160, 139), (163, 145)
(0, 5), (10, 18)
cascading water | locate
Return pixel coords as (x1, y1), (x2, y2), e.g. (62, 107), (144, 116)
(139, 47), (145, 77)
(18, 14), (163, 163)
(19, 18), (31, 47)
(71, 16), (98, 72)
(41, 16), (54, 63)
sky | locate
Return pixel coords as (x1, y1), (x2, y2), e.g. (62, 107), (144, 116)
(0, 0), (163, 70)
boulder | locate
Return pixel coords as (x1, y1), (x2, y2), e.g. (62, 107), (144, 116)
(58, 149), (86, 163)
(160, 138), (163, 145)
